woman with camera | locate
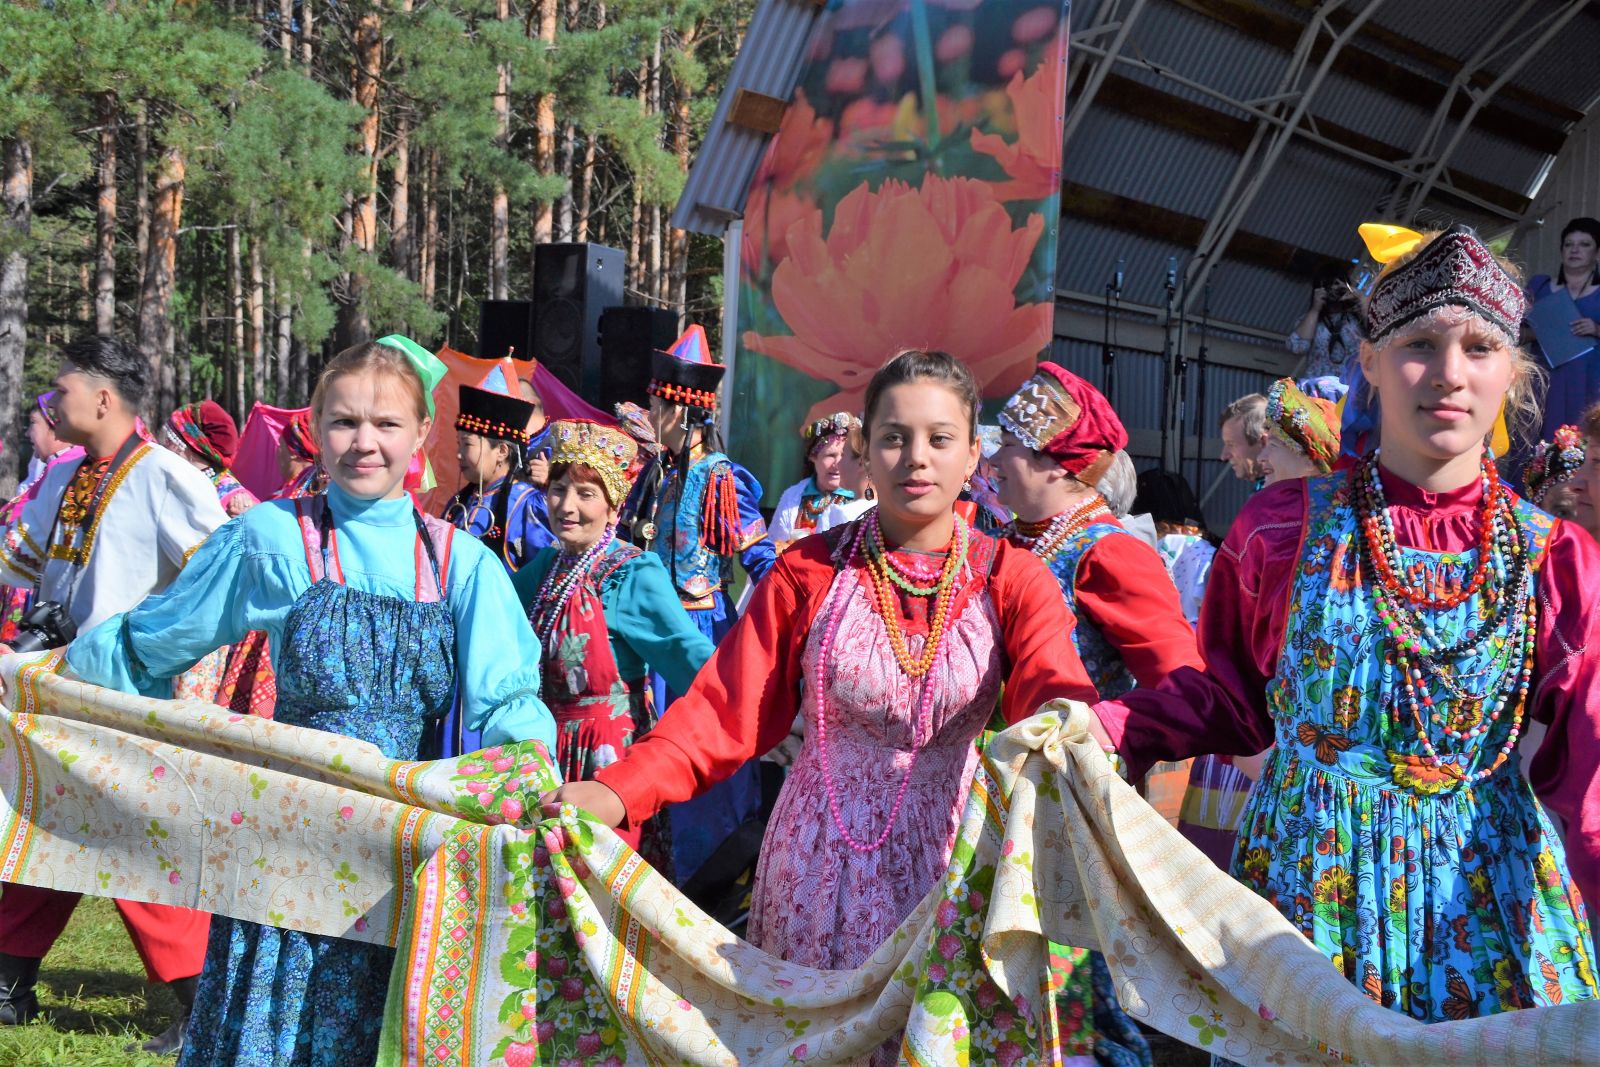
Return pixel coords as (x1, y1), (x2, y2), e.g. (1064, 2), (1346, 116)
(63, 336), (557, 1067)
(1288, 264), (1365, 383)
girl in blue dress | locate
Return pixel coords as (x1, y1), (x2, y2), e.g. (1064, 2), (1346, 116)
(68, 336), (557, 1067)
(1092, 225), (1600, 1023)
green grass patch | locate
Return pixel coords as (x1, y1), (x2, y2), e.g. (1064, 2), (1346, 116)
(0, 893), (179, 1065)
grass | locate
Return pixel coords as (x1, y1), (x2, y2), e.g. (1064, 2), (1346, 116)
(0, 893), (180, 1066)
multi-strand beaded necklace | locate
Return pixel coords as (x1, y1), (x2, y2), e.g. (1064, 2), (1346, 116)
(1354, 452), (1535, 785)
(528, 524), (617, 668)
(812, 511), (970, 853)
(1005, 494), (1113, 565)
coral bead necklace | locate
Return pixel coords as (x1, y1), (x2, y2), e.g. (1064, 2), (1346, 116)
(1006, 494), (1112, 565)
(1354, 452), (1536, 786)
(813, 514), (966, 853)
(861, 510), (968, 677)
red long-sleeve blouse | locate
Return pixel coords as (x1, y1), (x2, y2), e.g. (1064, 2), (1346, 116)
(1066, 526), (1204, 688)
(594, 526), (1100, 826)
(1095, 473), (1600, 909)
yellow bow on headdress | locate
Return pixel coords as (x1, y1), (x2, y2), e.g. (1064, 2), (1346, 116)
(1358, 223), (1426, 265)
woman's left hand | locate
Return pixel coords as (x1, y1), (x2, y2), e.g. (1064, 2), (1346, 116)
(1573, 317), (1598, 337)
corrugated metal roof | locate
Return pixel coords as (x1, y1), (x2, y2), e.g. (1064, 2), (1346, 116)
(670, 0), (824, 236)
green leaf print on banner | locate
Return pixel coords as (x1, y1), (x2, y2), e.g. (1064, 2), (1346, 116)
(248, 771), (269, 799)
(1188, 1012), (1228, 1046)
(56, 750), (78, 767)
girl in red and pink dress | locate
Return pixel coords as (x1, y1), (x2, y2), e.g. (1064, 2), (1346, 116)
(545, 350), (1100, 1058)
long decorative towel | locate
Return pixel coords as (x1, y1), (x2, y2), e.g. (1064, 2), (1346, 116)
(1, 654), (1597, 1065)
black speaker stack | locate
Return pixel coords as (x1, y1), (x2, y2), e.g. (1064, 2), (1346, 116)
(475, 243), (674, 414)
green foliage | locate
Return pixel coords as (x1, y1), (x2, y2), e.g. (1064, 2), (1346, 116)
(0, 895), (179, 1066)
(13, 0), (758, 424)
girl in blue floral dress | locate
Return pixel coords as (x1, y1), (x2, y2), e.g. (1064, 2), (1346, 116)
(69, 337), (556, 1067)
(1093, 225), (1600, 1022)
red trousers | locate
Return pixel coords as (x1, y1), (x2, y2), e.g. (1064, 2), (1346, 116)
(0, 882), (208, 983)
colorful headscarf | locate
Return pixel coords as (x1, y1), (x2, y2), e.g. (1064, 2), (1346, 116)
(1266, 377), (1339, 473)
(1523, 425), (1586, 507)
(613, 402), (660, 454)
(997, 362), (1128, 482)
(802, 412), (861, 457)
(165, 400), (240, 471)
(1361, 223), (1525, 349)
(282, 409), (318, 461)
(549, 419), (640, 507)
(35, 392), (58, 430)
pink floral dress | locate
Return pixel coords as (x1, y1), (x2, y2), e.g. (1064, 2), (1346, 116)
(747, 536), (1003, 970)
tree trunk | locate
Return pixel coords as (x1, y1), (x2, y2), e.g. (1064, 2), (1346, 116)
(531, 0), (558, 245)
(273, 277), (291, 404)
(575, 2), (606, 244)
(669, 24), (697, 315)
(95, 92), (118, 335)
(421, 147), (439, 303)
(249, 234), (266, 401)
(339, 9), (382, 348)
(489, 0), (511, 299)
(279, 0), (293, 63)
(134, 102), (150, 297)
(0, 138), (31, 492)
(138, 142), (185, 420)
(392, 109), (413, 281)
(228, 222), (244, 415)
(301, 0), (314, 68)
(646, 36), (663, 302)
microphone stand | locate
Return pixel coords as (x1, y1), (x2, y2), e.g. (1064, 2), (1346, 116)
(1101, 260), (1123, 404)
(1174, 268), (1192, 477)
(1193, 283), (1212, 490)
(1157, 257), (1177, 468)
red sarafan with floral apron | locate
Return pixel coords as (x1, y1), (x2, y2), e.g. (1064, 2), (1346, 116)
(529, 542), (669, 863)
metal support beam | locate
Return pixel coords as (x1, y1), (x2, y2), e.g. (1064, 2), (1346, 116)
(1183, 0), (1388, 312)
(1398, 0), (1590, 222)
(1062, 0), (1152, 150)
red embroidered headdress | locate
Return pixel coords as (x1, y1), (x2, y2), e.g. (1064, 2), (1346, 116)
(1363, 224), (1525, 348)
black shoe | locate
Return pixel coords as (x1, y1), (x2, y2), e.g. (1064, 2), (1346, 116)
(128, 974), (198, 1057)
(0, 953), (40, 1026)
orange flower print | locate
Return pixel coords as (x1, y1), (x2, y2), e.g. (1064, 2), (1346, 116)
(969, 35), (1064, 201)
(1331, 685), (1362, 733)
(1313, 865), (1356, 908)
(742, 175), (1049, 419)
(742, 92), (836, 275)
(1388, 753), (1462, 796)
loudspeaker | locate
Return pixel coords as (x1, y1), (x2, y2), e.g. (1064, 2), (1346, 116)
(598, 306), (679, 412)
(477, 300), (533, 361)
(533, 243), (624, 401)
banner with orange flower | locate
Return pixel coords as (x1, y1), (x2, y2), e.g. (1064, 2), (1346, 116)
(734, 0), (1070, 499)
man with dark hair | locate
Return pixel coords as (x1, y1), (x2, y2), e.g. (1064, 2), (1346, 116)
(0, 336), (226, 1054)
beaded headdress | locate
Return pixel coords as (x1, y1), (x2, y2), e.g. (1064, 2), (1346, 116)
(997, 361), (1128, 481)
(456, 383), (536, 446)
(802, 411), (860, 456)
(549, 418), (639, 506)
(1265, 377), (1339, 473)
(1522, 424), (1586, 507)
(1362, 223), (1526, 348)
(647, 325), (724, 412)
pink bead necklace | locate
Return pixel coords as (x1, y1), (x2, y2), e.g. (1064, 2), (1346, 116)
(812, 520), (943, 854)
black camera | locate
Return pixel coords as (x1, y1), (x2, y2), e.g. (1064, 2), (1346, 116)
(10, 601), (77, 654)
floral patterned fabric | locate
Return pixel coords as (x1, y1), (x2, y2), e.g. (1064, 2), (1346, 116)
(7, 656), (1600, 1064)
(1237, 473), (1596, 1020)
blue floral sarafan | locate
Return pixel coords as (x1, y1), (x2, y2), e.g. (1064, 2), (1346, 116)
(1043, 521), (1139, 700)
(1237, 473), (1597, 1021)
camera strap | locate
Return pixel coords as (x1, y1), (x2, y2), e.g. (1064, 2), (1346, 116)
(38, 432), (146, 602)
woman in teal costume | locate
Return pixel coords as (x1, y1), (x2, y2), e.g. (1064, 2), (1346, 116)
(67, 338), (556, 1067)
